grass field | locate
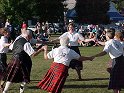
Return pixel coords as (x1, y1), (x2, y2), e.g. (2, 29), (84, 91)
(5, 45), (122, 93)
(4, 34), (124, 93)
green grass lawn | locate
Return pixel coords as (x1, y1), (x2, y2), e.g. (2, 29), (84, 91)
(5, 46), (122, 93)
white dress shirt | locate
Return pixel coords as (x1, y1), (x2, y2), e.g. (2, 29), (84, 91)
(0, 36), (9, 53)
(47, 46), (80, 66)
(59, 32), (84, 46)
(103, 39), (124, 59)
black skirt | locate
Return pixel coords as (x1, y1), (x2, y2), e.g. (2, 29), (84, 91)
(108, 55), (124, 90)
(0, 53), (7, 79)
(0, 53), (7, 67)
(68, 46), (83, 70)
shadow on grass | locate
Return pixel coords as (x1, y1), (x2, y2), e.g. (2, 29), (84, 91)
(27, 85), (108, 90)
(28, 86), (39, 89)
(28, 80), (41, 89)
(31, 80), (41, 83)
(27, 84), (108, 90)
(29, 78), (109, 89)
(66, 78), (109, 82)
(64, 84), (108, 89)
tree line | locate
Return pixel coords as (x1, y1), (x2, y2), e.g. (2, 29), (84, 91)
(0, 0), (123, 25)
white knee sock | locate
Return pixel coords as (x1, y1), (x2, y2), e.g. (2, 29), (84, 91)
(20, 82), (26, 93)
(3, 81), (11, 93)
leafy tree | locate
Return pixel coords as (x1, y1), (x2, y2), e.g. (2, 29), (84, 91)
(0, 0), (66, 24)
(0, 0), (34, 24)
(112, 0), (124, 12)
(33, 0), (65, 22)
(75, 0), (110, 24)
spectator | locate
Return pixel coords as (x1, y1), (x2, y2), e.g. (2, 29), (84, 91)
(35, 21), (41, 34)
(4, 19), (10, 28)
(21, 21), (27, 29)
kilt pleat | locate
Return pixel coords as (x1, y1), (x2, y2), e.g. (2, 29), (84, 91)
(37, 62), (68, 93)
(3, 56), (31, 83)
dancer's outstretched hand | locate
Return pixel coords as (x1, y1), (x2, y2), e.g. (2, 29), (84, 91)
(89, 56), (95, 61)
(41, 45), (48, 51)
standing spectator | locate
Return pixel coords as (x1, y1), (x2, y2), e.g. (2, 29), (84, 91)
(4, 19), (15, 42)
(7, 21), (15, 42)
(51, 23), (94, 80)
(100, 30), (106, 42)
(2, 30), (46, 93)
(21, 21), (27, 29)
(0, 21), (4, 29)
(4, 19), (10, 28)
(37, 37), (94, 93)
(96, 25), (103, 41)
(41, 22), (46, 33)
(0, 28), (11, 92)
(35, 21), (41, 34)
(92, 30), (124, 93)
(78, 25), (84, 35)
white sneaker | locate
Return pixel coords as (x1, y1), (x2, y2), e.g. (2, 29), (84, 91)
(20, 86), (24, 93)
(2, 91), (7, 93)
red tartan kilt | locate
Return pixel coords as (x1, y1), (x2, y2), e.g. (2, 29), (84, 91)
(37, 62), (68, 93)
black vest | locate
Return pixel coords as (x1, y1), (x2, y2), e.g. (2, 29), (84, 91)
(12, 37), (28, 56)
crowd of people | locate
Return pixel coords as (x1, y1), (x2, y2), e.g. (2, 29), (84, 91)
(0, 19), (124, 93)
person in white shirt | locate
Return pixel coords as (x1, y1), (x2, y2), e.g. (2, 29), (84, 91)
(106, 31), (124, 73)
(51, 22), (94, 80)
(114, 31), (124, 53)
(4, 19), (10, 28)
(37, 37), (94, 93)
(92, 30), (124, 93)
(0, 28), (11, 66)
(0, 28), (11, 92)
(2, 30), (46, 93)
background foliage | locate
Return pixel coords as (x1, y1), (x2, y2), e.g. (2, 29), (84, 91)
(0, 0), (124, 24)
(75, 0), (110, 24)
